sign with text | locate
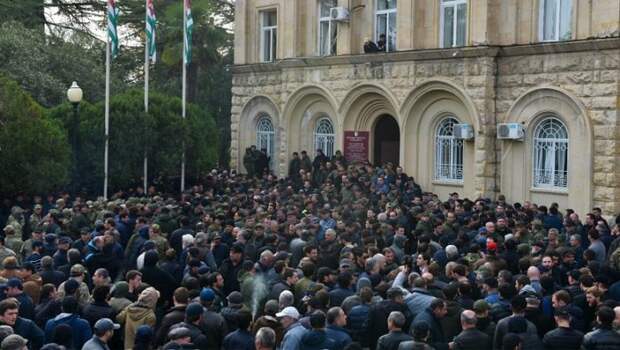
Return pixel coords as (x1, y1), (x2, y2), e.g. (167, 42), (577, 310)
(344, 131), (369, 162)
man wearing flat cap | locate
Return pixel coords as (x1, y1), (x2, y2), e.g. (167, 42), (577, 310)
(163, 327), (194, 349)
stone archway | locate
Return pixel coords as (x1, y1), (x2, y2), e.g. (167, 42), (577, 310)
(373, 114), (400, 166)
(400, 80), (481, 199)
(501, 87), (592, 216)
(237, 95), (280, 173)
(340, 84), (400, 163)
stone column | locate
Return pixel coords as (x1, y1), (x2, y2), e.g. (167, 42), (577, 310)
(234, 0), (247, 65)
(471, 56), (499, 199)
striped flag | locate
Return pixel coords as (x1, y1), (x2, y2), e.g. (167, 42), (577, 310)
(107, 0), (120, 58)
(146, 0), (156, 63)
(183, 0), (193, 65)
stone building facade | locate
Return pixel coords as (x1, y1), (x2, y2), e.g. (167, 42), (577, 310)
(230, 0), (620, 216)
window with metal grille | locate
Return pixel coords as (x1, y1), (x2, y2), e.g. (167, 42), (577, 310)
(318, 0), (338, 56)
(375, 0), (397, 52)
(533, 117), (568, 189)
(435, 117), (464, 182)
(440, 0), (467, 48)
(314, 117), (335, 158)
(539, 0), (572, 42)
(256, 116), (275, 167)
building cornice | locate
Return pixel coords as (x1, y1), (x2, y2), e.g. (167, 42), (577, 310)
(232, 37), (620, 74)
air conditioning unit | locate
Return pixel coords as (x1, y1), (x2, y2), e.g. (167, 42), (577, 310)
(453, 124), (474, 140)
(497, 123), (525, 140)
(330, 7), (350, 22)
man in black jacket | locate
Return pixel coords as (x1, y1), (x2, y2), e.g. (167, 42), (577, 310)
(288, 152), (301, 179)
(140, 250), (177, 306)
(169, 216), (194, 255)
(367, 288), (412, 350)
(156, 287), (189, 346)
(582, 307), (620, 350)
(199, 288), (228, 350)
(451, 310), (490, 350)
(270, 268), (298, 301)
(542, 308), (583, 350)
(169, 303), (208, 349)
(376, 311), (413, 350)
(219, 243), (244, 295)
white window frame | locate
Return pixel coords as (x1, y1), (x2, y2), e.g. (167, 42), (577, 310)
(314, 117), (335, 158)
(539, 0), (573, 42)
(440, 0), (468, 48)
(318, 0), (338, 56)
(256, 115), (275, 168)
(375, 0), (397, 52)
(434, 117), (464, 183)
(260, 10), (277, 62)
(532, 117), (569, 190)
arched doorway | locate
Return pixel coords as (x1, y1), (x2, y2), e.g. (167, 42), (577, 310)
(373, 114), (400, 166)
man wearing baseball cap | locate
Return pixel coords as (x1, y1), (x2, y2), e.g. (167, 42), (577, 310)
(199, 288), (227, 350)
(277, 306), (307, 350)
(82, 318), (120, 350)
(168, 303), (207, 349)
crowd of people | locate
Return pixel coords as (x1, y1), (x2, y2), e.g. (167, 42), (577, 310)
(0, 147), (620, 350)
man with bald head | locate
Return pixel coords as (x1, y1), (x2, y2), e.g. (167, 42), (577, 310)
(526, 266), (543, 295)
(451, 310), (490, 350)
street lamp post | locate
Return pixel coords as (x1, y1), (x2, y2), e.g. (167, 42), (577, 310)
(67, 81), (83, 194)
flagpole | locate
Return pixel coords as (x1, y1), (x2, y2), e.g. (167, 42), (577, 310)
(143, 0), (150, 193)
(104, 32), (110, 200)
(181, 0), (187, 193)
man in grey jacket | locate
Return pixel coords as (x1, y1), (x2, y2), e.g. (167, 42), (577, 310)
(82, 318), (120, 350)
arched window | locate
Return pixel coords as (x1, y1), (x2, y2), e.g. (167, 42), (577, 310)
(314, 117), (335, 158)
(256, 116), (275, 166)
(533, 117), (568, 189)
(435, 117), (463, 182)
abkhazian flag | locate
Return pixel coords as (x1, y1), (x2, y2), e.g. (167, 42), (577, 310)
(107, 0), (120, 58)
(146, 0), (157, 63)
(183, 0), (193, 65)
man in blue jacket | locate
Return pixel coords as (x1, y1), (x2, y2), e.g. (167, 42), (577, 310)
(300, 311), (336, 350)
(325, 307), (352, 350)
(44, 296), (92, 349)
(278, 306), (308, 350)
(412, 299), (449, 350)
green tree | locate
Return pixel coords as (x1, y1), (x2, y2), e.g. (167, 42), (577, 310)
(0, 1), (105, 35)
(48, 89), (218, 194)
(0, 74), (71, 196)
(120, 0), (233, 167)
(0, 21), (132, 107)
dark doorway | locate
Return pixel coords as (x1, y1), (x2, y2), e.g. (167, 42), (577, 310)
(373, 114), (400, 166)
